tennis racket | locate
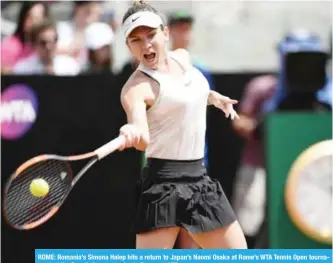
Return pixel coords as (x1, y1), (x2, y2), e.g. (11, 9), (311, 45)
(3, 135), (125, 231)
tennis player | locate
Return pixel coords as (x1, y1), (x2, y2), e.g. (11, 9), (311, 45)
(119, 0), (247, 249)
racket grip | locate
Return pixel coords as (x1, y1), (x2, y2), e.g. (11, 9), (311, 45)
(94, 135), (125, 160)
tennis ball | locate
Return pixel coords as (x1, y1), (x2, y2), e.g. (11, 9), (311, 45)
(30, 178), (49, 197)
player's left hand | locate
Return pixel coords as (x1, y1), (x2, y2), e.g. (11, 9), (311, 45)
(211, 93), (240, 120)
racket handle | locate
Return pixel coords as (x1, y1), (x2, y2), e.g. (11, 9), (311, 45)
(94, 135), (125, 160)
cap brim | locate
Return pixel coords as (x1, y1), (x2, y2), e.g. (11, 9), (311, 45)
(125, 22), (160, 38)
(123, 12), (163, 38)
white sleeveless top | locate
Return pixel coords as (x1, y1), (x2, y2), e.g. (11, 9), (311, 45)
(137, 53), (210, 160)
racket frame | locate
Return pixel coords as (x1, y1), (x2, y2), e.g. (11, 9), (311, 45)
(3, 135), (125, 230)
(3, 153), (96, 230)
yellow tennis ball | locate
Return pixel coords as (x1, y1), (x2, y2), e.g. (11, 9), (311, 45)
(30, 178), (49, 197)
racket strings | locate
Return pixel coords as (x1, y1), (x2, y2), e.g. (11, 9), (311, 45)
(7, 160), (63, 193)
(4, 159), (71, 228)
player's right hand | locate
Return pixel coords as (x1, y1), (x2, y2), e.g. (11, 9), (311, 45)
(119, 124), (141, 151)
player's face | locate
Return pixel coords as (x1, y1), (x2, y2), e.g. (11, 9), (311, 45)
(127, 26), (169, 70)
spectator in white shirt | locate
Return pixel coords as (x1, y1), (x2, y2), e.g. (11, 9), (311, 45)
(56, 1), (102, 67)
(13, 19), (80, 76)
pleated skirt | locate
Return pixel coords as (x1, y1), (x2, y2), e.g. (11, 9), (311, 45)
(134, 158), (236, 234)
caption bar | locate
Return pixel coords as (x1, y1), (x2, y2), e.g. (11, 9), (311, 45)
(35, 249), (332, 263)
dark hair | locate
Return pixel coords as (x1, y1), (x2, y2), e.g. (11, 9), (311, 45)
(122, 0), (159, 24)
(88, 48), (113, 70)
(74, 1), (99, 8)
(30, 19), (56, 45)
(72, 1), (101, 18)
(14, 1), (49, 43)
(168, 11), (194, 27)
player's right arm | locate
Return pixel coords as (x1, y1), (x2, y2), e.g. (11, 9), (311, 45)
(119, 72), (154, 151)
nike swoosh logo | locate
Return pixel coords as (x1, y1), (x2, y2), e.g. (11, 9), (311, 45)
(132, 17), (140, 22)
(185, 80), (192, 86)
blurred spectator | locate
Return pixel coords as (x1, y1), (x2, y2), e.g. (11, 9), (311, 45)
(83, 22), (114, 73)
(13, 19), (80, 76)
(56, 1), (102, 66)
(1, 1), (49, 73)
(168, 11), (193, 51)
(101, 8), (120, 33)
(231, 75), (277, 248)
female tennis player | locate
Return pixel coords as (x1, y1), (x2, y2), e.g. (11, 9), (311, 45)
(119, 0), (247, 249)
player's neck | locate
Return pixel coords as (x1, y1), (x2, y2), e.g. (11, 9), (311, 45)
(154, 52), (172, 73)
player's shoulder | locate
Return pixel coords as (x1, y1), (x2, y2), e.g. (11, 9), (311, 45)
(120, 70), (156, 109)
(121, 70), (153, 96)
(169, 48), (191, 68)
(124, 70), (152, 87)
(171, 48), (190, 59)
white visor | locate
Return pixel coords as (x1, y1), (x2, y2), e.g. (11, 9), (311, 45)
(123, 11), (163, 38)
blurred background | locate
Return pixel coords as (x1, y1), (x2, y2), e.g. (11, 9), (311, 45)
(1, 1), (332, 261)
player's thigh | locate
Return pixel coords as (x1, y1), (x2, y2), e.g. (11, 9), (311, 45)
(175, 228), (201, 249)
(136, 226), (180, 248)
(189, 221), (247, 249)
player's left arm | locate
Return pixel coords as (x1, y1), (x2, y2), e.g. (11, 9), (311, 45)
(207, 90), (239, 120)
